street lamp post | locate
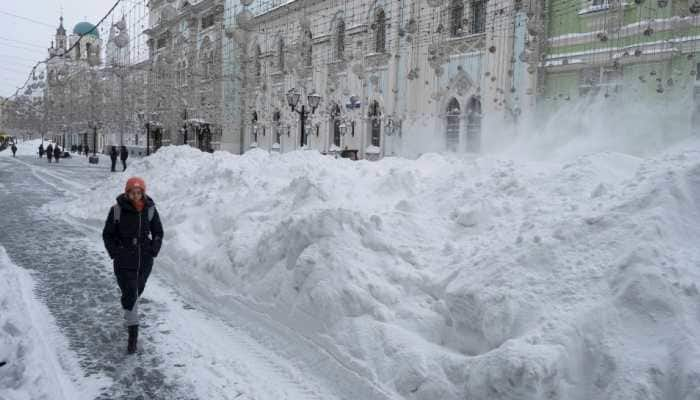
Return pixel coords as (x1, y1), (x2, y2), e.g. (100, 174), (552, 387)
(87, 120), (100, 164)
(286, 88), (321, 148)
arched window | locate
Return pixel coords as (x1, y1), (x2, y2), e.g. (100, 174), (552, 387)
(466, 96), (481, 152)
(445, 98), (460, 151)
(450, 0), (465, 36)
(369, 100), (381, 147)
(336, 20), (345, 60)
(374, 9), (386, 53)
(277, 38), (284, 72)
(331, 103), (341, 147)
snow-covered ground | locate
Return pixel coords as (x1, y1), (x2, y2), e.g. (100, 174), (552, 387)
(0, 246), (106, 400)
(58, 129), (700, 399)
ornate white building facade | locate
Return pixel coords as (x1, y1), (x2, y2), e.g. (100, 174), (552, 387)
(224, 0), (540, 158)
(145, 0), (226, 152)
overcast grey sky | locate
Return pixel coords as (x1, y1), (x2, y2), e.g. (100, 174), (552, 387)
(0, 0), (124, 98)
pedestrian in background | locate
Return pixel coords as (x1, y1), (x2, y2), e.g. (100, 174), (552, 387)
(46, 143), (53, 163)
(38, 143), (44, 158)
(84, 145), (90, 157)
(120, 145), (129, 171)
(53, 145), (61, 163)
(110, 146), (118, 172)
(11, 143), (17, 157)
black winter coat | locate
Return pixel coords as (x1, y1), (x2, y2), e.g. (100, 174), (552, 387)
(53, 147), (61, 158)
(46, 145), (53, 157)
(102, 194), (164, 270)
(120, 147), (129, 161)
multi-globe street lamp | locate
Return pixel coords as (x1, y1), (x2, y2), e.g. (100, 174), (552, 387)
(286, 88), (321, 148)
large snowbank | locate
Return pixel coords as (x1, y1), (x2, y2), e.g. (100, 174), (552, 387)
(0, 246), (105, 400)
(61, 137), (700, 399)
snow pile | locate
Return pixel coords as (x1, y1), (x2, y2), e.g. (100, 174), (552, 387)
(61, 139), (700, 399)
(0, 139), (52, 157)
(0, 246), (105, 400)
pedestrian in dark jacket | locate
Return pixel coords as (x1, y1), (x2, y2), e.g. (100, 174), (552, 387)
(11, 144), (17, 157)
(53, 145), (61, 162)
(46, 144), (53, 163)
(102, 177), (164, 354)
(120, 146), (129, 171)
(84, 145), (90, 157)
(38, 143), (44, 158)
(110, 146), (118, 172)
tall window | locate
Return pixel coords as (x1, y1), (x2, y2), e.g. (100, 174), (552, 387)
(207, 52), (215, 80)
(446, 98), (460, 151)
(273, 110), (281, 143)
(251, 111), (258, 143)
(451, 0), (465, 36)
(374, 9), (386, 53)
(178, 60), (187, 87)
(369, 101), (381, 147)
(471, 0), (486, 34)
(331, 103), (341, 147)
(466, 97), (481, 152)
(255, 45), (261, 77)
(336, 20), (345, 60)
(277, 38), (284, 71)
(304, 29), (313, 66)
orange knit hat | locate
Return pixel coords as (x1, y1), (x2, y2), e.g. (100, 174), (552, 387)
(125, 177), (146, 193)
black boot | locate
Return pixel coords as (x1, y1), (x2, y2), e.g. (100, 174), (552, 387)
(127, 325), (138, 354)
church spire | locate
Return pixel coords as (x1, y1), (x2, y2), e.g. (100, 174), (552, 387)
(56, 15), (66, 36)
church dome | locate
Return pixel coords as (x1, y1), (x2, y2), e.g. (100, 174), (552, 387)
(73, 22), (99, 38)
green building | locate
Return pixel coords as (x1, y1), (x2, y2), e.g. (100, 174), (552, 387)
(539, 0), (700, 130)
